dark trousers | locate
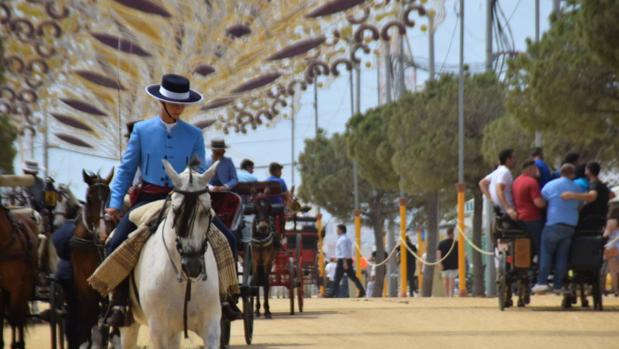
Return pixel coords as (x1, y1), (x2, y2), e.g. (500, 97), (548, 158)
(58, 278), (79, 349)
(328, 259), (365, 297)
(407, 264), (417, 296)
(105, 193), (237, 258)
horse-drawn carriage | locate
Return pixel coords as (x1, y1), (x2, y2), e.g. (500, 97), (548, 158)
(0, 174), (68, 349)
(494, 210), (606, 311)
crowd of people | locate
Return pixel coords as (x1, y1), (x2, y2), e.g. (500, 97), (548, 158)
(480, 148), (619, 296)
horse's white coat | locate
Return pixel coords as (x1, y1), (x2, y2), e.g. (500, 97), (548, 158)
(121, 160), (222, 349)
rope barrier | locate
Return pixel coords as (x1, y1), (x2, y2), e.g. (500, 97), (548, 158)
(353, 241), (399, 268)
(399, 235), (458, 266)
(456, 225), (495, 256)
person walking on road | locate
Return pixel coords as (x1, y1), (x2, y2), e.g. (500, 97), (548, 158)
(437, 227), (459, 297)
(328, 224), (366, 298)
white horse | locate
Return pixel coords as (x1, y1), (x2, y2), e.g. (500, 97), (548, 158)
(121, 160), (222, 349)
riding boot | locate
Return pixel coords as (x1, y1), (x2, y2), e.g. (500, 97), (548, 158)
(106, 278), (133, 327)
(221, 295), (242, 321)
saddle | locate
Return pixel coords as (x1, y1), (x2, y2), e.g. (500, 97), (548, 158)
(88, 200), (239, 297)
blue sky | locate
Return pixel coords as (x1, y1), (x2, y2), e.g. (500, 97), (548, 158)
(18, 1), (555, 219)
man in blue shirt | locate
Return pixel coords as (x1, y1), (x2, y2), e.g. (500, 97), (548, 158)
(532, 147), (552, 188)
(204, 139), (238, 191)
(238, 159), (258, 183)
(265, 162), (290, 206)
(532, 164), (583, 294)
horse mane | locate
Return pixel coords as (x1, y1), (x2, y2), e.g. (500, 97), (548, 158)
(173, 191), (202, 238)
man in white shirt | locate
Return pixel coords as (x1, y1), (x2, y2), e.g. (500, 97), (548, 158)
(479, 148), (518, 220)
(327, 224), (366, 298)
(238, 159), (258, 183)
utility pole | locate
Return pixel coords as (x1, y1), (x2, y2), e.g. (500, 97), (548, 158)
(290, 96), (295, 187)
(484, 0), (497, 297)
(456, 0), (467, 297)
(350, 57), (362, 280)
(43, 113), (49, 178)
(534, 0), (542, 148)
(553, 0), (560, 14)
(314, 76), (319, 135)
(428, 14), (435, 80)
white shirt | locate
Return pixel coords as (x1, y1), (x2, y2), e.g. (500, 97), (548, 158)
(325, 262), (337, 281)
(335, 234), (354, 259)
(484, 165), (514, 211)
(159, 117), (177, 134)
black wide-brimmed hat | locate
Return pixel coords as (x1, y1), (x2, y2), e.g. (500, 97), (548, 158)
(208, 139), (230, 149)
(145, 74), (203, 105)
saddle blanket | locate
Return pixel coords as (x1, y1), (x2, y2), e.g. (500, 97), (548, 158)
(87, 200), (239, 296)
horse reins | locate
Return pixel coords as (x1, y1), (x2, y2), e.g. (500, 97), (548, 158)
(159, 184), (214, 339)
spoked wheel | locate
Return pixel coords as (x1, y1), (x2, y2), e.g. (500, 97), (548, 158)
(289, 257), (295, 315)
(220, 317), (231, 349)
(594, 268), (604, 311)
(295, 233), (304, 313)
(497, 251), (507, 311)
(47, 277), (65, 349)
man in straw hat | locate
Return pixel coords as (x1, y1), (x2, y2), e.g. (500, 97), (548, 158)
(105, 74), (241, 326)
(22, 159), (45, 212)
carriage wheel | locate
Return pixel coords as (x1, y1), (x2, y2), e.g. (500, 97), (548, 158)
(289, 258), (295, 315)
(241, 244), (254, 344)
(295, 234), (304, 312)
(594, 268), (604, 311)
(297, 264), (304, 313)
(497, 251), (507, 311)
(220, 317), (231, 349)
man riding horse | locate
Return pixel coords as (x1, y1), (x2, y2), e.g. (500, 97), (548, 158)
(104, 74), (241, 326)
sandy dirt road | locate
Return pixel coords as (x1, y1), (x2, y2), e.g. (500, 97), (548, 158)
(4, 296), (619, 349)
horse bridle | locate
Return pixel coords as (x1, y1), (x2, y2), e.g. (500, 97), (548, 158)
(162, 186), (214, 282)
(73, 182), (110, 257)
(252, 197), (275, 247)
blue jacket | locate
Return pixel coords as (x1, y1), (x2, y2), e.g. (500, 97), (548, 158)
(52, 220), (75, 280)
(205, 156), (238, 189)
(109, 116), (206, 209)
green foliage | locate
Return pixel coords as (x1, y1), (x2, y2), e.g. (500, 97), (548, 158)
(578, 0), (619, 74)
(346, 104), (399, 191)
(0, 116), (17, 174)
(389, 72), (506, 193)
(482, 115), (534, 167)
(505, 6), (619, 163)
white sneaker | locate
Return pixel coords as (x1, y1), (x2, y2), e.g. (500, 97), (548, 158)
(532, 284), (551, 294)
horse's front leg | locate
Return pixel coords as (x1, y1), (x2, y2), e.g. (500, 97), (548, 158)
(119, 322), (140, 349)
(148, 321), (180, 349)
(264, 270), (272, 319)
(201, 315), (221, 349)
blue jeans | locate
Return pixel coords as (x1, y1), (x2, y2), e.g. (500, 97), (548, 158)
(523, 220), (544, 259)
(537, 224), (575, 289)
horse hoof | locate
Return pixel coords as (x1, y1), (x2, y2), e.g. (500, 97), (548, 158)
(265, 313), (272, 319)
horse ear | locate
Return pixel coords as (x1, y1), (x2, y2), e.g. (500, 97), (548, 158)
(104, 167), (115, 185)
(199, 160), (219, 186)
(82, 170), (92, 185)
(162, 160), (182, 188)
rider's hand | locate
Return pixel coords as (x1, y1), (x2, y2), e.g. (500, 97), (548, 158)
(560, 192), (572, 200)
(105, 207), (121, 221)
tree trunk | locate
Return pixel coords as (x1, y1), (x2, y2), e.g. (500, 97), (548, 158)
(371, 218), (386, 297)
(422, 191), (439, 297)
(472, 190), (485, 296)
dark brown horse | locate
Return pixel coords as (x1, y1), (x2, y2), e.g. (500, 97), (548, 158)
(251, 195), (280, 319)
(68, 169), (113, 348)
(0, 204), (39, 349)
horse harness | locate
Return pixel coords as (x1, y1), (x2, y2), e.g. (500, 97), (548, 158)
(69, 182), (110, 262)
(132, 185), (215, 339)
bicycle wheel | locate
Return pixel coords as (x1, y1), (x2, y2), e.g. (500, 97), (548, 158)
(497, 251), (507, 311)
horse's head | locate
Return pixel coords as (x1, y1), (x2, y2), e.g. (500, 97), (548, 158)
(81, 168), (114, 241)
(253, 195), (272, 237)
(163, 159), (218, 280)
(53, 184), (81, 228)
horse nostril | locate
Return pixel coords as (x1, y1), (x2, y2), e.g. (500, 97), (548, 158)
(182, 258), (203, 279)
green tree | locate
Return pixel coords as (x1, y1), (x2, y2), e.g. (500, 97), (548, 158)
(298, 130), (397, 296)
(0, 116), (17, 174)
(389, 73), (506, 296)
(505, 6), (619, 164)
(578, 0), (619, 74)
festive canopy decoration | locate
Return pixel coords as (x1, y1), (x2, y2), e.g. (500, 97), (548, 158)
(1, 0), (429, 159)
